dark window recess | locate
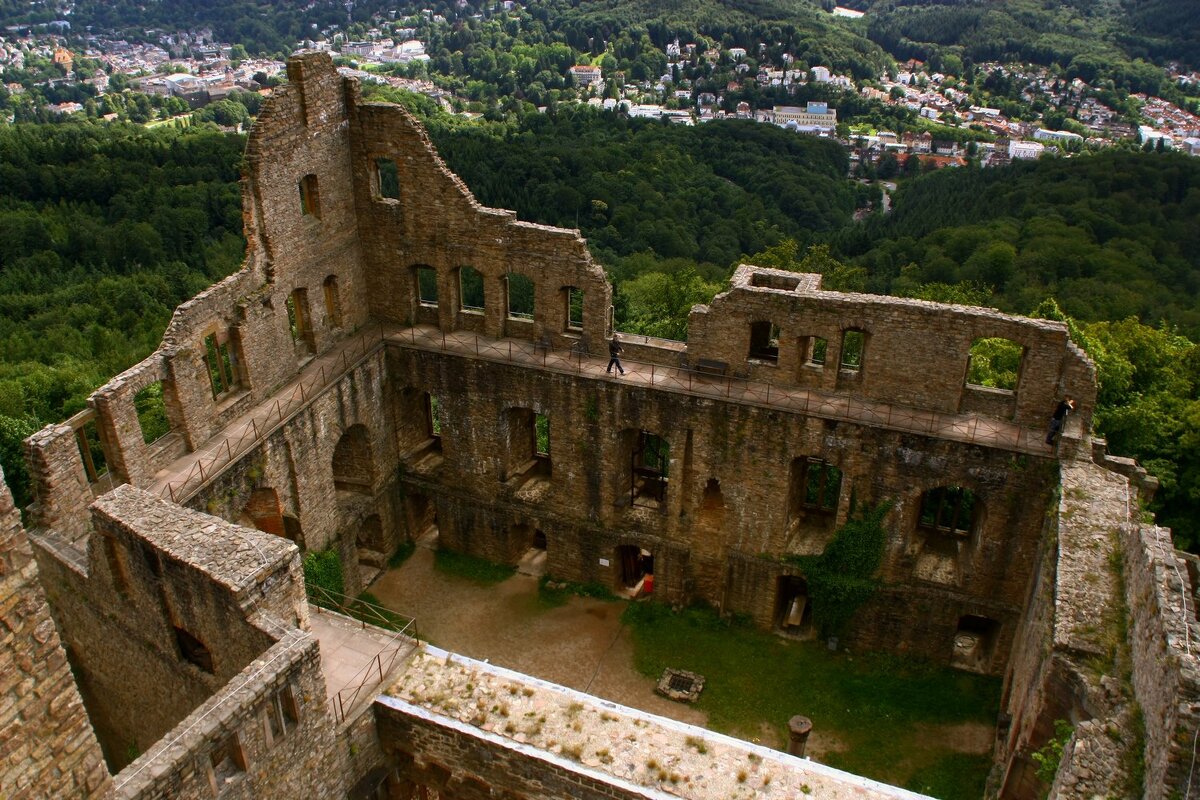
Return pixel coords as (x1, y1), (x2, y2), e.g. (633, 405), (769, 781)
(802, 459), (842, 511)
(175, 626), (214, 673)
(376, 157), (400, 200)
(631, 431), (669, 506)
(918, 486), (978, 536)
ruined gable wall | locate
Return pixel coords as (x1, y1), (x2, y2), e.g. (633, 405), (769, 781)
(349, 98), (612, 350)
(0, 468), (110, 799)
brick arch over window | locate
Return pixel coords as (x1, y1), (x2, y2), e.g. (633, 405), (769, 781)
(332, 424), (374, 494)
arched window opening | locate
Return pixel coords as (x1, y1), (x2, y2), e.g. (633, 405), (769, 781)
(241, 488), (285, 538)
(332, 424), (375, 494)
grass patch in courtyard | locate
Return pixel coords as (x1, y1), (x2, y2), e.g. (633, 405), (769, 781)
(433, 549), (516, 586)
(622, 602), (1000, 799)
(388, 540), (416, 568)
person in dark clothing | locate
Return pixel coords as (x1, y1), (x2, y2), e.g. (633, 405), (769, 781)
(607, 334), (625, 375)
(1045, 396), (1076, 445)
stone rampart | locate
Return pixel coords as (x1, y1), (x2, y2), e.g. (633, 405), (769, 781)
(377, 647), (934, 800)
(0, 467), (110, 799)
(1122, 522), (1200, 797)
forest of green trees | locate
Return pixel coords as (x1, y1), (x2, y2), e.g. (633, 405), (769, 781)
(0, 122), (245, 505)
(0, 108), (1196, 548)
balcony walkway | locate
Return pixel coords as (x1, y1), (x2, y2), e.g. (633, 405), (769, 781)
(146, 323), (1049, 503)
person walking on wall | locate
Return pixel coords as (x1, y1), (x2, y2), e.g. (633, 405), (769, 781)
(1045, 396), (1076, 445)
(607, 334), (625, 375)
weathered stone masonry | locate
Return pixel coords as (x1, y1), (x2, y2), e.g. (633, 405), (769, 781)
(5, 50), (1200, 800)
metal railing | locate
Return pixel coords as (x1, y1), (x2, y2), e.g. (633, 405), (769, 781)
(157, 324), (388, 503)
(391, 325), (1046, 454)
(306, 583), (418, 725)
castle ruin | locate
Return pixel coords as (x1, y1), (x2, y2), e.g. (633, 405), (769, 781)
(2, 52), (1197, 799)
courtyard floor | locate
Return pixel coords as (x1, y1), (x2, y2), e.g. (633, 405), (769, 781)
(365, 543), (997, 799)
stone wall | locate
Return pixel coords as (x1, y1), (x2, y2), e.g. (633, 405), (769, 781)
(388, 344), (1056, 671)
(688, 265), (1096, 431)
(0, 467), (110, 799)
(109, 628), (344, 800)
(1122, 522), (1200, 798)
(29, 485), (304, 770)
(376, 647), (931, 800)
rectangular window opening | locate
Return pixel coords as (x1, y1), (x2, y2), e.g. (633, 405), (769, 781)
(631, 431), (669, 507)
(417, 267), (439, 307)
(840, 330), (865, 371)
(134, 381), (171, 445)
(535, 413), (550, 456)
(566, 286), (584, 331)
(203, 332), (240, 400)
(74, 417), (109, 483)
(506, 272), (535, 320)
(806, 336), (828, 367)
(376, 157), (400, 200)
(299, 174), (321, 218)
(210, 732), (246, 789)
(460, 266), (485, 312)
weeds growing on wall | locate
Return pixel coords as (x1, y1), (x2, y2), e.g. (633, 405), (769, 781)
(785, 501), (891, 638)
(303, 548), (345, 601)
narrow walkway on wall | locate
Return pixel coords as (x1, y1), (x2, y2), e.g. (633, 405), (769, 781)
(307, 605), (417, 724)
(145, 322), (1048, 506)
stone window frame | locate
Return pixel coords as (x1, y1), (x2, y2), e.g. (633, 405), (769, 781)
(285, 288), (316, 356)
(202, 326), (243, 402)
(801, 335), (828, 368)
(265, 683), (299, 743)
(415, 266), (439, 308)
(917, 485), (979, 538)
(965, 336), (1025, 394)
(323, 275), (343, 329)
(208, 731), (247, 793)
(630, 430), (670, 509)
(374, 156), (400, 201)
(504, 271), (535, 321)
(748, 320), (781, 365)
(459, 266), (485, 314)
(562, 285), (584, 332)
(839, 328), (867, 373)
(797, 457), (842, 513)
(298, 173), (321, 218)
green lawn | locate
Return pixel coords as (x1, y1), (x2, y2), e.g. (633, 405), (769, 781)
(433, 549), (517, 585)
(622, 602), (998, 799)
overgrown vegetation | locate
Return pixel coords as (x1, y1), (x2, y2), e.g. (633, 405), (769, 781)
(388, 539), (417, 569)
(433, 549), (516, 586)
(785, 502), (890, 637)
(622, 601), (1000, 798)
(1031, 719), (1074, 785)
(537, 576), (617, 608)
(302, 548), (345, 600)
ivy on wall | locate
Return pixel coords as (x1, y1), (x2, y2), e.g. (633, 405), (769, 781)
(786, 501), (891, 638)
(303, 548), (345, 601)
